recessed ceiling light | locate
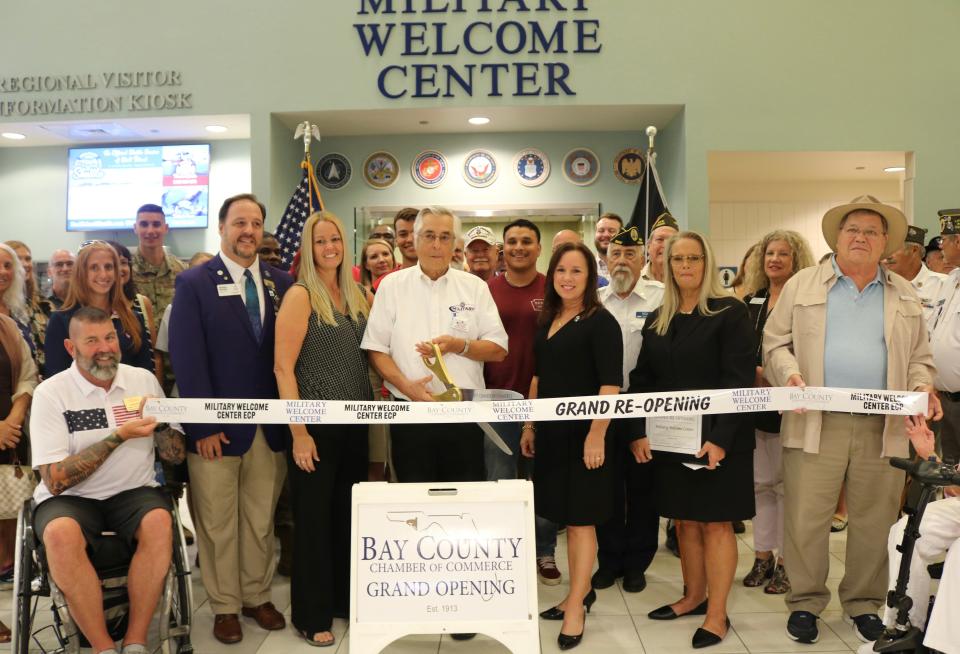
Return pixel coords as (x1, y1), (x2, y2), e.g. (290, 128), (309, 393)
(884, 166), (906, 173)
(468, 116), (490, 126)
(205, 125), (228, 133)
(1, 132), (26, 140)
(419, 120), (429, 125)
(855, 166), (866, 170)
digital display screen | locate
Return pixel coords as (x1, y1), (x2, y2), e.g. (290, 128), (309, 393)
(66, 143), (210, 231)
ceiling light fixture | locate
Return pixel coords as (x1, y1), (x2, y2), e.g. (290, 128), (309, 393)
(883, 166), (906, 173)
(1, 132), (26, 140)
(468, 116), (490, 126)
(205, 125), (228, 133)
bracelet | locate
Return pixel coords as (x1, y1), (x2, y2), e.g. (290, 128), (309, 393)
(460, 338), (470, 356)
(522, 424), (536, 432)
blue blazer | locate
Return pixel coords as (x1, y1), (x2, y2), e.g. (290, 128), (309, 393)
(168, 254), (293, 455)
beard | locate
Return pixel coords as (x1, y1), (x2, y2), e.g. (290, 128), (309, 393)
(76, 351), (120, 381)
(610, 267), (635, 295)
(595, 239), (608, 256)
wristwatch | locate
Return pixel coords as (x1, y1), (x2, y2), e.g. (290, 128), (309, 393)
(459, 338), (471, 356)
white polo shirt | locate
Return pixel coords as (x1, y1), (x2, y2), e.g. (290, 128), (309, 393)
(600, 280), (665, 390)
(909, 263), (947, 323)
(361, 264), (508, 399)
(929, 268), (960, 392)
(30, 362), (166, 504)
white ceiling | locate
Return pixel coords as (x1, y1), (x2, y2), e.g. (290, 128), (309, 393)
(274, 104), (684, 136)
(0, 114), (250, 147)
(708, 151), (907, 182)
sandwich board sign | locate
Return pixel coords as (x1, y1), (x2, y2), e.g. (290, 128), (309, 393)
(350, 480), (539, 653)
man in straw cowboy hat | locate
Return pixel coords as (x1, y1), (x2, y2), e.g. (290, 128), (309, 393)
(763, 195), (941, 645)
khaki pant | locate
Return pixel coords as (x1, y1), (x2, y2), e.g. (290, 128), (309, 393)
(187, 428), (286, 614)
(783, 413), (904, 616)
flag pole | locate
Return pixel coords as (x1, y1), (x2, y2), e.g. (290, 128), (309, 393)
(645, 126), (658, 238)
(294, 121), (325, 213)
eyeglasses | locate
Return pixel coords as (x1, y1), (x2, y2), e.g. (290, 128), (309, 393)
(51, 261), (75, 268)
(419, 232), (454, 244)
(669, 254), (705, 265)
(841, 226), (886, 240)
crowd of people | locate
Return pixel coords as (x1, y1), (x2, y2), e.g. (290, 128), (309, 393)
(1, 193), (958, 653)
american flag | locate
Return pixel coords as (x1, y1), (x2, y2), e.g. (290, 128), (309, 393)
(274, 160), (324, 269)
(111, 404), (140, 426)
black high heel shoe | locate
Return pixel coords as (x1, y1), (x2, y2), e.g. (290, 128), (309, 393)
(692, 617), (731, 649)
(648, 597), (708, 620)
(539, 589), (596, 620)
(557, 628), (584, 650)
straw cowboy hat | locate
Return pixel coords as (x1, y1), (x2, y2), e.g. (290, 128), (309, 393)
(822, 195), (907, 258)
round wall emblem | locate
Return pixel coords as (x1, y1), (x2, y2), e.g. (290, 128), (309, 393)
(463, 149), (498, 188)
(562, 148), (600, 186)
(363, 151), (400, 190)
(513, 148), (550, 187)
(315, 152), (352, 190)
(411, 150), (447, 188)
(614, 148), (646, 184)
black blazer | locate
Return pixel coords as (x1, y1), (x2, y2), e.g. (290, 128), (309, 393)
(628, 295), (756, 456)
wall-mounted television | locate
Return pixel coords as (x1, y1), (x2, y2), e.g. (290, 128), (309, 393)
(66, 144), (210, 231)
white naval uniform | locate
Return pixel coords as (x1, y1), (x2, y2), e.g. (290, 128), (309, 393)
(929, 268), (960, 391)
(909, 263), (947, 324)
(874, 496), (960, 654)
(599, 280), (665, 391)
(640, 262), (665, 285)
(360, 264), (508, 399)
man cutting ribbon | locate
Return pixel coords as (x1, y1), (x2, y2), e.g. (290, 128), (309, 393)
(361, 206), (509, 485)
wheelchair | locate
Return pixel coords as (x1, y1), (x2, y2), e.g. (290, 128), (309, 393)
(9, 495), (194, 654)
(871, 457), (959, 654)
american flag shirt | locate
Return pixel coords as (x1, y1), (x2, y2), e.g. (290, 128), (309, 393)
(29, 362), (168, 504)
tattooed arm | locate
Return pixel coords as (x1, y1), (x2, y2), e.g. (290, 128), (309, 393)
(155, 424), (186, 464)
(38, 417), (158, 496)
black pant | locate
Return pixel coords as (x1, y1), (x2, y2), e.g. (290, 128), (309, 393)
(595, 438), (660, 575)
(390, 422), (484, 483)
(288, 423), (367, 633)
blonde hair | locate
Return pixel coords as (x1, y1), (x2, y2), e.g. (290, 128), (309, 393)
(0, 243), (28, 322)
(359, 238), (395, 287)
(743, 229), (816, 294)
(63, 241), (143, 351)
(297, 212), (370, 326)
(652, 231), (733, 336)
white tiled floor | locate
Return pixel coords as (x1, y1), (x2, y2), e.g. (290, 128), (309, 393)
(1, 521), (863, 654)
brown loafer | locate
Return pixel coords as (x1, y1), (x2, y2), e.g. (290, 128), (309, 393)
(213, 614), (243, 644)
(242, 601), (286, 630)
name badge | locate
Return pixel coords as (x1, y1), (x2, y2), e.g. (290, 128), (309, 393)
(749, 296), (766, 305)
(217, 283), (241, 297)
(635, 311), (650, 319)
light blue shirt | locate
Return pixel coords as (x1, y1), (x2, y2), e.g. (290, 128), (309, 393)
(824, 256), (887, 390)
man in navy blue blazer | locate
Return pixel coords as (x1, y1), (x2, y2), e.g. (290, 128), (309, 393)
(169, 193), (293, 645)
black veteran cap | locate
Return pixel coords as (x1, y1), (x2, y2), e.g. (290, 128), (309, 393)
(938, 209), (960, 235)
(610, 225), (644, 247)
(648, 212), (679, 236)
(905, 225), (927, 246)
(927, 236), (943, 255)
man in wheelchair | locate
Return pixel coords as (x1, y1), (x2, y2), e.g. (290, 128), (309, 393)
(858, 415), (960, 654)
(27, 307), (186, 654)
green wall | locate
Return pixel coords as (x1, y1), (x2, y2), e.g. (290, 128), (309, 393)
(3, 0), (959, 237)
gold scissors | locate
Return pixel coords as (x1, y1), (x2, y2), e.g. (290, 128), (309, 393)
(421, 343), (463, 402)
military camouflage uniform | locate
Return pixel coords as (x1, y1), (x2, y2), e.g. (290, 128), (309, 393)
(132, 250), (187, 331)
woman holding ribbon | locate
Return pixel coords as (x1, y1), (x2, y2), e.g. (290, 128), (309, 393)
(740, 230), (814, 595)
(521, 241), (623, 651)
(628, 231), (755, 649)
(274, 211), (373, 648)
(43, 241), (154, 378)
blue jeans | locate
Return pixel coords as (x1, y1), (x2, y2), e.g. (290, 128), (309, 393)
(484, 421), (521, 481)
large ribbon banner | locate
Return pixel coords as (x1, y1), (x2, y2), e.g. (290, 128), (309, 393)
(143, 387), (928, 426)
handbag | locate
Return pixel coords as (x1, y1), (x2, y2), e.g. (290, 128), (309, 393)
(0, 454), (37, 520)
